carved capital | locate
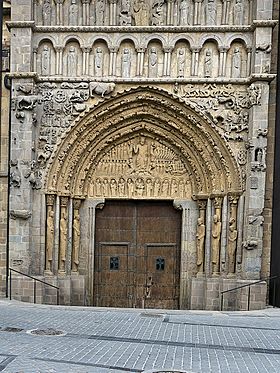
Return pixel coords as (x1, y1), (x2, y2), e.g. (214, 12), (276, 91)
(219, 47), (229, 53)
(73, 198), (82, 210)
(163, 47), (173, 53)
(55, 46), (64, 53)
(191, 47), (201, 53)
(60, 196), (69, 207)
(109, 47), (118, 53)
(33, 47), (38, 54)
(46, 194), (56, 206)
(82, 47), (92, 53)
(197, 200), (207, 210)
(212, 196), (223, 208)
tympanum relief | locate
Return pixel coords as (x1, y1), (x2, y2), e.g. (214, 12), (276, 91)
(88, 136), (192, 199)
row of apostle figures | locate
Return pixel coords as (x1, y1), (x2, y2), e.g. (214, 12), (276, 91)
(40, 43), (246, 78)
(45, 196), (239, 275)
(40, 0), (248, 27)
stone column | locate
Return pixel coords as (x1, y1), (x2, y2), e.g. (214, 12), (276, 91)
(136, 48), (145, 76)
(109, 47), (118, 76)
(167, 0), (175, 25)
(191, 48), (200, 76)
(173, 200), (198, 309)
(211, 196), (223, 276)
(81, 199), (105, 305)
(109, 0), (118, 25)
(246, 47), (252, 76)
(33, 47), (38, 72)
(163, 48), (172, 76)
(221, 0), (231, 25)
(54, 0), (64, 26)
(58, 196), (69, 273)
(55, 46), (63, 75)
(72, 199), (82, 273)
(45, 194), (56, 274)
(82, 0), (90, 25)
(194, 0), (203, 25)
(227, 195), (239, 276)
(82, 47), (91, 75)
(219, 47), (228, 77)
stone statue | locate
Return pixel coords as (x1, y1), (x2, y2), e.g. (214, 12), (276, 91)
(10, 166), (21, 187)
(132, 137), (150, 172)
(94, 47), (103, 76)
(59, 211), (67, 271)
(41, 45), (51, 76)
(42, 0), (52, 25)
(69, 0), (79, 26)
(211, 214), (222, 273)
(149, 47), (158, 77)
(133, 0), (149, 26)
(204, 48), (212, 77)
(179, 0), (190, 25)
(96, 0), (105, 25)
(228, 217), (238, 274)
(72, 213), (80, 272)
(205, 0), (216, 25)
(232, 47), (241, 78)
(196, 217), (206, 272)
(67, 46), (77, 76)
(46, 210), (54, 272)
(177, 48), (185, 77)
(122, 48), (131, 77)
(151, 0), (165, 26)
(120, 0), (132, 25)
(233, 0), (244, 25)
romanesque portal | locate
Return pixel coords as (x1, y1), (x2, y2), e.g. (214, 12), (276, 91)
(7, 0), (274, 309)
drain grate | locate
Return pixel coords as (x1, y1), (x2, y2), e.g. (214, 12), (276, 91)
(27, 328), (65, 336)
(1, 327), (24, 333)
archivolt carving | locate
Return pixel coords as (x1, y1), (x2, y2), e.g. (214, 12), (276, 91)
(45, 87), (242, 198)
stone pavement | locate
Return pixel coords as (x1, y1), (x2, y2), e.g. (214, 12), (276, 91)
(0, 300), (280, 373)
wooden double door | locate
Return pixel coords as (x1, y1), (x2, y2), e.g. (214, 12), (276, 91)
(94, 200), (181, 309)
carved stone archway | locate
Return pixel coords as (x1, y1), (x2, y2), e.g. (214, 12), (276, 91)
(46, 87), (243, 197)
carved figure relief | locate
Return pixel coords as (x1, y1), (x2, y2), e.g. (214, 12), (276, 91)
(67, 46), (78, 76)
(149, 47), (158, 77)
(95, 0), (105, 25)
(233, 0), (244, 25)
(204, 48), (213, 77)
(151, 0), (165, 26)
(94, 47), (104, 76)
(120, 0), (132, 25)
(133, 0), (149, 26)
(10, 163), (21, 188)
(177, 48), (185, 77)
(72, 210), (80, 272)
(196, 217), (206, 272)
(231, 47), (241, 78)
(59, 210), (67, 272)
(41, 45), (51, 76)
(69, 0), (79, 26)
(42, 0), (52, 25)
(211, 214), (221, 274)
(46, 209), (55, 272)
(228, 217), (238, 274)
(122, 48), (131, 77)
(205, 0), (216, 25)
(179, 0), (191, 25)
(89, 136), (191, 199)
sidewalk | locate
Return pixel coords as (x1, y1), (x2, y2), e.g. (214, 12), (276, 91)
(0, 299), (280, 373)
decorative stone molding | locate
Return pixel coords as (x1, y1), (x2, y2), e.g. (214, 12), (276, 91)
(10, 210), (32, 220)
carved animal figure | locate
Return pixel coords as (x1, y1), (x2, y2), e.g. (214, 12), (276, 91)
(89, 82), (116, 97)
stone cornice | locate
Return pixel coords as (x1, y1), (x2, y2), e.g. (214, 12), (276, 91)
(252, 20), (278, 28)
(6, 72), (38, 79)
(6, 21), (35, 30)
(33, 25), (253, 33)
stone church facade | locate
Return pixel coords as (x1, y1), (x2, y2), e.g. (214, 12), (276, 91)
(3, 0), (278, 309)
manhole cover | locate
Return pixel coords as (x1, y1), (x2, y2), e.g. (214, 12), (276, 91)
(2, 327), (24, 332)
(27, 328), (66, 336)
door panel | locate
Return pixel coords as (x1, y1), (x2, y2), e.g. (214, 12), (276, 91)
(94, 200), (181, 309)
